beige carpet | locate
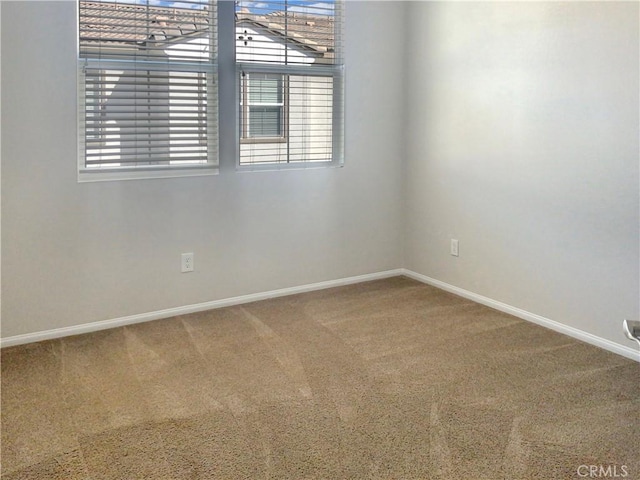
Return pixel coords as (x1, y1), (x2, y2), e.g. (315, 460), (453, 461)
(1, 276), (639, 479)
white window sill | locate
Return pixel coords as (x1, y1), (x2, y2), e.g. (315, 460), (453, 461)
(78, 165), (219, 183)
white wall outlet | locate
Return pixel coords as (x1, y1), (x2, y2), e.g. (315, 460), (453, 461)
(181, 253), (194, 272)
(450, 239), (459, 257)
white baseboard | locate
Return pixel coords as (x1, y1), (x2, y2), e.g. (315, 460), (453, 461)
(0, 269), (404, 348)
(3, 268), (638, 363)
(402, 269), (640, 363)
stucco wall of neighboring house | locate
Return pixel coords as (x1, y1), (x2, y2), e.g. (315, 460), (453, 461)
(235, 24), (316, 65)
(0, 0), (406, 338)
(403, 1), (639, 349)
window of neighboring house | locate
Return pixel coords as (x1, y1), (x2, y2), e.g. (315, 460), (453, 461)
(235, 0), (344, 167)
(241, 73), (286, 141)
(77, 0), (218, 181)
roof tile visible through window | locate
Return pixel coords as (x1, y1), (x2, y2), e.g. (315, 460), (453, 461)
(79, 1), (212, 47)
(237, 10), (334, 53)
(80, 1), (335, 59)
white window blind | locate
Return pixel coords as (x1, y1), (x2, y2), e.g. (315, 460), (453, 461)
(236, 0), (344, 166)
(78, 0), (218, 178)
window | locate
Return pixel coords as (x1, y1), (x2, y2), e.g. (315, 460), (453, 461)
(241, 73), (286, 140)
(78, 0), (344, 179)
(236, 0), (344, 167)
(78, 0), (218, 180)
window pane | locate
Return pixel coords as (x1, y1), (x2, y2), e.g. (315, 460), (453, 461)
(83, 68), (211, 167)
(240, 74), (337, 164)
(236, 0), (338, 67)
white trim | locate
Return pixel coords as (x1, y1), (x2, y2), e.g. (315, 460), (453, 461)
(78, 165), (219, 183)
(0, 269), (403, 348)
(4, 268), (638, 364)
(401, 269), (640, 363)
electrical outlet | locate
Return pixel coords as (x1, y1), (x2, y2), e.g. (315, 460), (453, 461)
(181, 253), (194, 272)
(450, 239), (459, 257)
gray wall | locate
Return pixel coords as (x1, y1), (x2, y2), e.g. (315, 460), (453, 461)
(403, 1), (639, 347)
(1, 1), (405, 337)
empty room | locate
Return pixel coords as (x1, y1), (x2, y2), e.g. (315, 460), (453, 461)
(1, 0), (639, 478)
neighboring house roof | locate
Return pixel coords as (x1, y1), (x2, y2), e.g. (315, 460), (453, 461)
(80, 1), (212, 46)
(79, 1), (335, 60)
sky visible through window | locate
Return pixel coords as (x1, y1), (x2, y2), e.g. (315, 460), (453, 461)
(237, 1), (335, 15)
(101, 0), (335, 15)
